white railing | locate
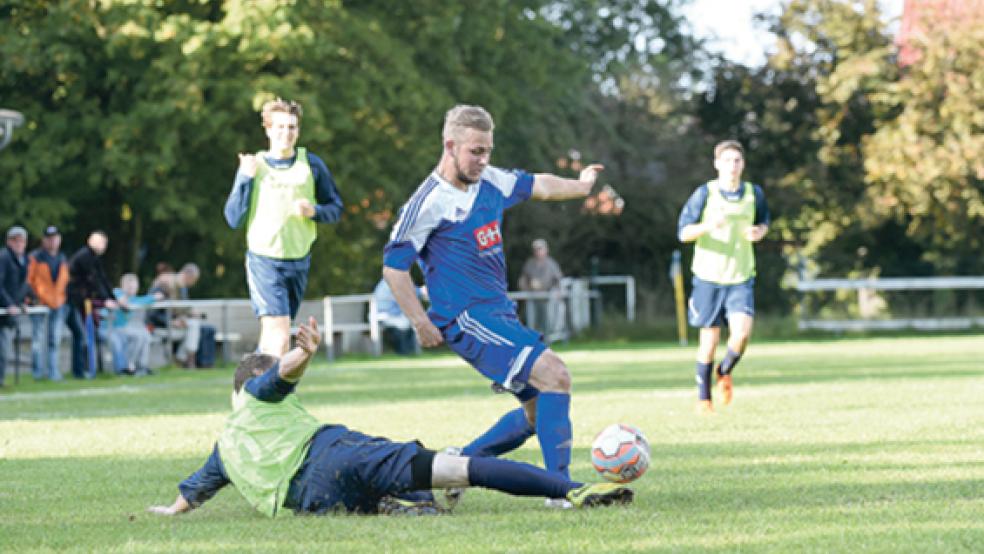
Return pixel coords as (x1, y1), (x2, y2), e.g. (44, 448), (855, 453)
(796, 276), (984, 331)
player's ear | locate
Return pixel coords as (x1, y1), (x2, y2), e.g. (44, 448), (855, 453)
(444, 138), (456, 155)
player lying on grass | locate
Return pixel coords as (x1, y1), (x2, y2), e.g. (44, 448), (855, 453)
(147, 318), (633, 516)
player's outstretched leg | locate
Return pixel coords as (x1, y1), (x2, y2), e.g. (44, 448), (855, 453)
(431, 452), (633, 509)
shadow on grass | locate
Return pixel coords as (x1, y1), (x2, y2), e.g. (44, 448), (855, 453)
(2, 344), (979, 421)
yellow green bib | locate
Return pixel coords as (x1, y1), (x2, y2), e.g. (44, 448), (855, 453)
(246, 147), (317, 259)
(692, 181), (756, 284)
(217, 388), (321, 517)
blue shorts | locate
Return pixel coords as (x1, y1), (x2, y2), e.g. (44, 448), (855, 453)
(285, 425), (421, 514)
(245, 251), (310, 319)
(688, 277), (755, 328)
(443, 302), (546, 402)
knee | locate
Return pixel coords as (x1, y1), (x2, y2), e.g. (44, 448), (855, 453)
(531, 353), (571, 393)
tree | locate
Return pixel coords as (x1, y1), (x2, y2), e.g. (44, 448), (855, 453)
(862, 18), (984, 274)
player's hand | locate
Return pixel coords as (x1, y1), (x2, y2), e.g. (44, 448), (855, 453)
(293, 199), (315, 218)
(7, 305), (22, 315)
(414, 320), (443, 348)
(743, 225), (767, 242)
(296, 316), (321, 355)
(238, 153), (257, 178)
(578, 163), (605, 188)
(706, 214), (728, 231)
(104, 299), (119, 310)
(147, 505), (177, 516)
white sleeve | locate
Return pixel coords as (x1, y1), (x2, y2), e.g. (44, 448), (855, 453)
(389, 186), (443, 252)
(481, 166), (519, 198)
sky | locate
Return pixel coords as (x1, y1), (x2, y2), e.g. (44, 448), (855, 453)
(681, 0), (906, 66)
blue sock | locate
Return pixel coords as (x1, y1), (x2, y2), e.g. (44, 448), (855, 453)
(696, 362), (713, 400)
(717, 348), (741, 376)
(536, 392), (572, 479)
(462, 408), (535, 457)
(467, 455), (578, 499)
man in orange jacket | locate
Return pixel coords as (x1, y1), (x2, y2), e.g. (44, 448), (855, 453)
(26, 226), (73, 381)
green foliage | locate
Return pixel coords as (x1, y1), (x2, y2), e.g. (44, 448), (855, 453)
(862, 20), (984, 274)
(1, 0), (700, 302)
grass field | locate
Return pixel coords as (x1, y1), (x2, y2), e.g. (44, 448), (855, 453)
(1, 334), (983, 553)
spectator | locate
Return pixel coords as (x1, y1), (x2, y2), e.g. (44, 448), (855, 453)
(66, 230), (118, 379)
(105, 273), (161, 376)
(148, 263), (203, 368)
(26, 225), (71, 381)
(372, 278), (424, 356)
(0, 226), (30, 387)
(517, 238), (564, 338)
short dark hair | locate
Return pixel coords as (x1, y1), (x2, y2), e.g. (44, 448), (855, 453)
(261, 98), (303, 127)
(714, 140), (744, 159)
(233, 353), (278, 392)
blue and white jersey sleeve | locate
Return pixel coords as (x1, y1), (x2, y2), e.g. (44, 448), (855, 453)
(482, 166), (534, 209)
(383, 177), (444, 271)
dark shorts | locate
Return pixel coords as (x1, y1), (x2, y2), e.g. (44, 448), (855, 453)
(443, 302), (545, 402)
(688, 277), (755, 328)
(285, 425), (421, 514)
(245, 251), (310, 319)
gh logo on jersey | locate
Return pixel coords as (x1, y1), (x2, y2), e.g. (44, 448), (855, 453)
(474, 221), (502, 251)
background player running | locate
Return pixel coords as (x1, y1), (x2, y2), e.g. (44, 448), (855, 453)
(677, 140), (769, 414)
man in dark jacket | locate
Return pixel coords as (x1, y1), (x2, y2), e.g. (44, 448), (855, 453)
(66, 230), (118, 379)
(0, 226), (30, 387)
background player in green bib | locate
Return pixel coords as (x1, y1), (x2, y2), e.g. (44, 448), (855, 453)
(224, 98), (343, 356)
(677, 140), (770, 414)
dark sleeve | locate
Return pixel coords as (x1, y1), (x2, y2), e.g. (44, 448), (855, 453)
(0, 254), (13, 307)
(753, 184), (771, 226)
(94, 262), (114, 301)
(244, 361), (296, 402)
(224, 172), (254, 229)
(178, 443), (230, 507)
(677, 185), (709, 241)
(307, 153), (344, 224)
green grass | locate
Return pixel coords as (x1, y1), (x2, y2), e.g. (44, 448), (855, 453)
(2, 335), (984, 553)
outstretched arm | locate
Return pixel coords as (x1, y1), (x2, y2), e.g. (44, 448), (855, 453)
(147, 494), (192, 516)
(531, 164), (604, 201)
(278, 317), (321, 383)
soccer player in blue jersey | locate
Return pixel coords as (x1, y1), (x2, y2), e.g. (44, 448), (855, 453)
(224, 98), (344, 356)
(147, 318), (632, 517)
(382, 105), (603, 507)
(677, 140), (769, 414)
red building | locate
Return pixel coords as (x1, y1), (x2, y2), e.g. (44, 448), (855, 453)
(897, 0), (984, 65)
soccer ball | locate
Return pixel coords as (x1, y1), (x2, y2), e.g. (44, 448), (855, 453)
(590, 423), (650, 483)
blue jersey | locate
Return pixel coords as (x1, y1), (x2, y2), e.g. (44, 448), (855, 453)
(383, 166), (535, 327)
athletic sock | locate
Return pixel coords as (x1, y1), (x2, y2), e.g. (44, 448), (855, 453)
(536, 392), (572, 479)
(696, 361), (713, 400)
(462, 407), (535, 458)
(467, 455), (578, 499)
(717, 348), (742, 376)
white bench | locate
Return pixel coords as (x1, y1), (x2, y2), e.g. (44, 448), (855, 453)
(321, 294), (381, 360)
